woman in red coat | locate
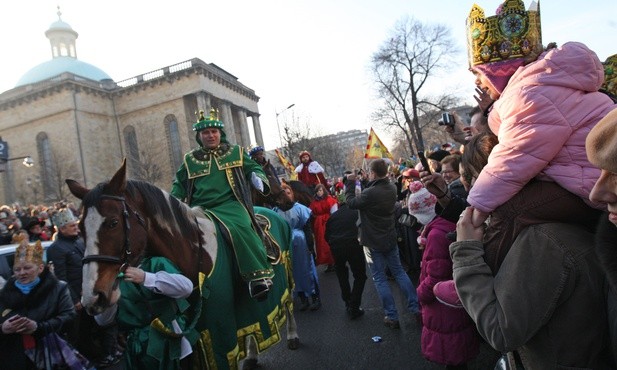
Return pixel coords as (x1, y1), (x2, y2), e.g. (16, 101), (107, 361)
(310, 184), (338, 269)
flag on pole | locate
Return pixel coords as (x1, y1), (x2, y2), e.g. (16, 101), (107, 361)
(364, 128), (394, 160)
(275, 149), (298, 180)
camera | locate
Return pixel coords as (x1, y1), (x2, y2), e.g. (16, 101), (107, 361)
(438, 112), (454, 127)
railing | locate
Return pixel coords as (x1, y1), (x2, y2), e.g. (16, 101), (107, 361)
(116, 60), (194, 88)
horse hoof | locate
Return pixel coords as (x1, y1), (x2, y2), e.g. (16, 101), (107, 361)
(287, 337), (300, 350)
(242, 358), (259, 370)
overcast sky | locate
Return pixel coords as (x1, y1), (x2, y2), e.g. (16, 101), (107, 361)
(1, 0), (615, 150)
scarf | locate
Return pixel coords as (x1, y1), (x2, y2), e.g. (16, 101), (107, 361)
(14, 277), (41, 294)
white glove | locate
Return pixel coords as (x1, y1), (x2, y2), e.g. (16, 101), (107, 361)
(251, 172), (264, 192)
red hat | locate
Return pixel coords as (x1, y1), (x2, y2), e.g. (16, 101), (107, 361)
(298, 150), (311, 160)
(402, 168), (419, 179)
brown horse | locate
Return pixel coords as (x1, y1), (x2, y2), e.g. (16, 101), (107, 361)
(252, 160), (294, 211)
(67, 160), (298, 370)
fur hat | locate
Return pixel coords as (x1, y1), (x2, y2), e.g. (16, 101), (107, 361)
(14, 238), (44, 265)
(586, 107), (617, 173)
(52, 208), (78, 228)
(407, 181), (437, 226)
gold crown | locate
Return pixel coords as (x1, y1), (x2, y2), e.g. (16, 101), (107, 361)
(14, 239), (44, 265)
(602, 54), (617, 98)
(467, 0), (542, 67)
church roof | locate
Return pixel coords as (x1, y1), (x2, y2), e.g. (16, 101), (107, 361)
(16, 57), (112, 87)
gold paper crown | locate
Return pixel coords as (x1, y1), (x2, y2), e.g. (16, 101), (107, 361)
(466, 0), (542, 67)
(602, 54), (617, 98)
(14, 239), (44, 265)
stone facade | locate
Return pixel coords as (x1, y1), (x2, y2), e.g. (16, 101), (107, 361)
(0, 59), (263, 205)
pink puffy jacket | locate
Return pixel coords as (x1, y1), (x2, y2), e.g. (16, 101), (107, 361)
(468, 42), (617, 213)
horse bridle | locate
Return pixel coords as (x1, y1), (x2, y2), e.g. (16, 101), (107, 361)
(82, 195), (146, 286)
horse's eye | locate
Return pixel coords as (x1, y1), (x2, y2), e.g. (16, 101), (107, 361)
(107, 219), (119, 228)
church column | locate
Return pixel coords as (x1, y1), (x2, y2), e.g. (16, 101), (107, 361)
(219, 102), (237, 145)
(251, 114), (264, 148)
(235, 109), (251, 148)
(195, 92), (211, 113)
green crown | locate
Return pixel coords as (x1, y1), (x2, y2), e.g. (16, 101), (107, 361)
(193, 108), (224, 131)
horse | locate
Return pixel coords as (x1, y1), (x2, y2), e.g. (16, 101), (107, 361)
(66, 160), (299, 370)
(252, 159), (294, 211)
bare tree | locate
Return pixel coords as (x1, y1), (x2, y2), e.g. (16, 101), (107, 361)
(132, 147), (164, 185)
(371, 17), (461, 153)
(43, 148), (82, 202)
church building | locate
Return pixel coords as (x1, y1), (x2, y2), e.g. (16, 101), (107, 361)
(0, 9), (264, 205)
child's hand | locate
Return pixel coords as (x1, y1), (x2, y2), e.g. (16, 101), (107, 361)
(123, 266), (146, 284)
(456, 207), (485, 242)
(471, 208), (489, 228)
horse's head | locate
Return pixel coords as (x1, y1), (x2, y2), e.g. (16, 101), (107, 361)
(262, 161), (294, 211)
(67, 160), (148, 315)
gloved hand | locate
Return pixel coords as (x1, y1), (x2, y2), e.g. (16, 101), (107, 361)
(251, 172), (264, 192)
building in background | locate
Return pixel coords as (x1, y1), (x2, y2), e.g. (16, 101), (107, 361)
(0, 9), (264, 205)
(270, 129), (368, 180)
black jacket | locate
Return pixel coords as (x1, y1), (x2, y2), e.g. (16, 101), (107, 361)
(325, 203), (360, 249)
(0, 269), (76, 369)
(345, 177), (397, 252)
(47, 233), (85, 304)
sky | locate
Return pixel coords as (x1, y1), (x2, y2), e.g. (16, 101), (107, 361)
(1, 0), (616, 151)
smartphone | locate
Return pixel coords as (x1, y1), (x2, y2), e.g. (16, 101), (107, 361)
(417, 151), (431, 174)
(438, 112), (454, 127)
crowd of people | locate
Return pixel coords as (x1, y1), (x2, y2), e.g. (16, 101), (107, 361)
(3, 1), (617, 369)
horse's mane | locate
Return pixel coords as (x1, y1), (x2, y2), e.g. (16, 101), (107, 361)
(82, 180), (199, 238)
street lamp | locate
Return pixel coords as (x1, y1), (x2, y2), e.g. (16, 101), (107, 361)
(0, 155), (34, 172)
(275, 103), (295, 151)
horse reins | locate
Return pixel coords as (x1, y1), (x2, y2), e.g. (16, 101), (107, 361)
(82, 194), (146, 289)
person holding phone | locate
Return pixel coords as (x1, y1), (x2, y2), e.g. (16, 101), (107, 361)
(0, 238), (76, 369)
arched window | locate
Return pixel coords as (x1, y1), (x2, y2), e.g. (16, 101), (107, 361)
(36, 132), (55, 200)
(165, 115), (183, 170)
(123, 126), (140, 178)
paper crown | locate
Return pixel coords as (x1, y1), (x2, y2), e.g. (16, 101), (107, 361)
(14, 239), (44, 265)
(601, 54), (617, 98)
(466, 0), (542, 67)
(193, 108), (224, 132)
(52, 208), (78, 228)
(249, 146), (265, 157)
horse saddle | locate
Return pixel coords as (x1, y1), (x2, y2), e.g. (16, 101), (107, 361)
(255, 213), (282, 265)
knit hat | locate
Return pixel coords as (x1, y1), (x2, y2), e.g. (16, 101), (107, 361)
(407, 181), (437, 226)
(586, 107), (617, 173)
(52, 208), (78, 228)
(472, 59), (526, 95)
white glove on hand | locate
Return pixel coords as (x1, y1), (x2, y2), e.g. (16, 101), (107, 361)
(251, 172), (264, 192)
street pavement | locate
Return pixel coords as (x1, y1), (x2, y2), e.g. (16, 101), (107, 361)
(257, 265), (501, 370)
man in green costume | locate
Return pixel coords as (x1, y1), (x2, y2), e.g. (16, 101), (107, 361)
(171, 108), (274, 299)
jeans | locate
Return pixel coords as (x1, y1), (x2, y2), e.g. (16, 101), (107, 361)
(364, 246), (419, 320)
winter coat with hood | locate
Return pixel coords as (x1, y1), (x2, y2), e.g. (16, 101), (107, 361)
(468, 42), (616, 214)
(417, 217), (479, 366)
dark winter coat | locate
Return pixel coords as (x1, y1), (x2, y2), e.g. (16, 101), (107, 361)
(325, 203), (360, 249)
(345, 177), (397, 252)
(0, 268), (76, 369)
(417, 217), (479, 366)
(46, 233), (85, 304)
